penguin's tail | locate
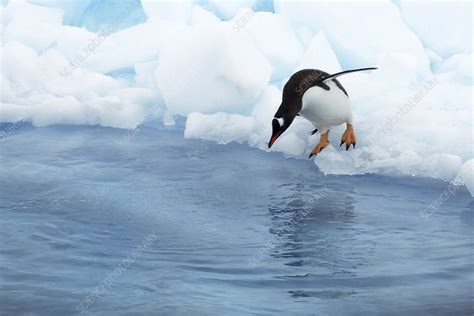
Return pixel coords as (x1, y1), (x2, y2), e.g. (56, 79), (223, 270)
(321, 67), (377, 82)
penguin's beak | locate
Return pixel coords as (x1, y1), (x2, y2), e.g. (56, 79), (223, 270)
(268, 118), (283, 148)
(268, 131), (282, 148)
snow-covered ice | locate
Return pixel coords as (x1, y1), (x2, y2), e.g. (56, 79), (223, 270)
(1, 0), (473, 194)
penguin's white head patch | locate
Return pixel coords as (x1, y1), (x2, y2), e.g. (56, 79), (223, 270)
(275, 117), (284, 127)
(269, 117), (285, 148)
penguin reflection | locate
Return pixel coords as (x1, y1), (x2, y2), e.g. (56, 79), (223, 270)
(266, 182), (373, 272)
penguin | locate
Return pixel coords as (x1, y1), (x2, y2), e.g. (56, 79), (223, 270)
(268, 67), (377, 158)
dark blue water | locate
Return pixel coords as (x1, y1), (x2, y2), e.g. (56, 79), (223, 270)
(1, 124), (473, 315)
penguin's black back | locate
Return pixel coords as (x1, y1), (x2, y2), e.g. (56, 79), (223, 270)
(275, 69), (348, 119)
(284, 69), (348, 100)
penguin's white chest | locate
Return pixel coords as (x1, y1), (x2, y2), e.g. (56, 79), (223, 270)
(299, 80), (352, 130)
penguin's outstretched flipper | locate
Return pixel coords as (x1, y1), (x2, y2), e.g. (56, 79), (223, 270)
(321, 67), (377, 83)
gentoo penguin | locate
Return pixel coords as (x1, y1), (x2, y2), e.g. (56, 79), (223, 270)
(268, 67), (377, 158)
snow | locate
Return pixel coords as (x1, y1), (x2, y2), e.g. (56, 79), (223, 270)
(1, 0), (472, 194)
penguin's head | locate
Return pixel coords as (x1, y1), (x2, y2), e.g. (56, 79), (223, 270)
(268, 116), (291, 148)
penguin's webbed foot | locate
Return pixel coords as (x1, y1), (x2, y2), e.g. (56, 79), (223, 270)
(340, 124), (356, 151)
(309, 131), (329, 158)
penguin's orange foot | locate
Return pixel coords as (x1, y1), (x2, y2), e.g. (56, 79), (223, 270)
(309, 132), (330, 158)
(340, 124), (356, 151)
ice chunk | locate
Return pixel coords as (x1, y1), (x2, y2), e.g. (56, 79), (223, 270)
(237, 10), (303, 81)
(3, 2), (63, 52)
(248, 85), (281, 146)
(204, 0), (274, 20)
(162, 111), (175, 126)
(141, 0), (194, 24)
(55, 25), (97, 64)
(0, 40), (153, 129)
(190, 5), (220, 25)
(455, 160), (474, 197)
(420, 154), (463, 180)
(1, 42), (43, 93)
(251, 85), (281, 125)
(372, 53), (421, 88)
(425, 48), (443, 70)
(270, 131), (307, 156)
(0, 75), (16, 103)
(83, 21), (166, 73)
(198, 0), (275, 21)
(39, 95), (135, 128)
(27, 0), (94, 27)
(0, 102), (32, 123)
(435, 54), (473, 85)
(204, 0), (257, 20)
(30, 94), (146, 128)
(398, 1), (473, 58)
(27, 0), (146, 32)
(185, 112), (257, 144)
(295, 31), (341, 74)
(78, 0), (146, 33)
(274, 0), (430, 78)
(49, 70), (122, 101)
(312, 146), (360, 175)
(29, 95), (88, 127)
(135, 61), (159, 88)
(110, 87), (160, 110)
(155, 23), (272, 116)
(57, 20), (181, 74)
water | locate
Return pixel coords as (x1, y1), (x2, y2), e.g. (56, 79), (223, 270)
(0, 123), (472, 315)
